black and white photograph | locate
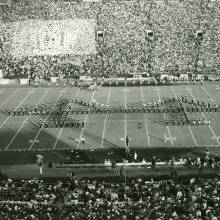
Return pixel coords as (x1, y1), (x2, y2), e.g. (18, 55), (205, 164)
(0, 0), (220, 219)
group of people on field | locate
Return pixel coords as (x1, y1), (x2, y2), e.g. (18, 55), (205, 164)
(5, 94), (219, 129)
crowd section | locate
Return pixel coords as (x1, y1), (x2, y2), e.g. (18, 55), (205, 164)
(0, 0), (219, 79)
(0, 176), (219, 219)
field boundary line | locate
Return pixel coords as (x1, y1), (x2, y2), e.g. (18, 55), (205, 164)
(5, 88), (50, 151)
(171, 86), (197, 146)
(76, 90), (96, 149)
(201, 86), (220, 145)
(100, 87), (111, 148)
(53, 88), (80, 150)
(29, 88), (66, 150)
(140, 86), (151, 146)
(1, 145), (220, 152)
(155, 85), (174, 146)
(124, 84), (127, 147)
(0, 89), (18, 109)
(187, 86), (220, 146)
(0, 89), (34, 130)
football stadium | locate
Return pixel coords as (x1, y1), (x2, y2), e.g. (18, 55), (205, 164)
(0, 0), (220, 219)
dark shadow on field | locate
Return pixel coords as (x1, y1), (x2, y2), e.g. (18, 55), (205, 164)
(1, 110), (220, 165)
(74, 129), (128, 160)
(0, 127), (69, 162)
(102, 138), (122, 148)
(0, 117), (126, 165)
(1, 140), (220, 166)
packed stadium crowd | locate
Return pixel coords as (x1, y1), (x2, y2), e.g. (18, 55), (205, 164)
(0, 0), (219, 79)
(0, 1), (220, 219)
(0, 176), (219, 220)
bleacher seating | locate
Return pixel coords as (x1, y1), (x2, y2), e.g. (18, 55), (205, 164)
(0, 176), (220, 219)
(0, 0), (219, 79)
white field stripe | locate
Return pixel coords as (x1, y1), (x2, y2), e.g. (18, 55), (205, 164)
(0, 90), (34, 130)
(201, 86), (220, 145)
(124, 85), (127, 147)
(77, 91), (95, 148)
(187, 86), (220, 146)
(170, 86), (197, 146)
(155, 85), (174, 146)
(201, 86), (216, 103)
(29, 88), (66, 150)
(0, 89), (18, 109)
(5, 88), (50, 150)
(53, 88), (80, 150)
(100, 87), (111, 148)
(140, 86), (150, 146)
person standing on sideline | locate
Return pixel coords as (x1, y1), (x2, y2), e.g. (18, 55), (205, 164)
(81, 137), (85, 146)
(152, 156), (156, 169)
(36, 155), (44, 175)
(134, 151), (137, 162)
(126, 136), (132, 155)
(120, 166), (123, 177)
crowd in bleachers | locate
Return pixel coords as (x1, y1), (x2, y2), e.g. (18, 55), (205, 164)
(0, 175), (220, 220)
(0, 0), (219, 79)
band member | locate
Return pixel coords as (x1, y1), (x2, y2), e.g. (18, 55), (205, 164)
(36, 155), (44, 175)
(125, 136), (132, 155)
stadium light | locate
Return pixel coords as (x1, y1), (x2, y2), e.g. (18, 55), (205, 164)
(97, 30), (104, 38)
(147, 30), (154, 37)
(196, 30), (204, 39)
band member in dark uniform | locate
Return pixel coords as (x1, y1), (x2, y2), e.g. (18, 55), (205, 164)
(125, 136), (132, 155)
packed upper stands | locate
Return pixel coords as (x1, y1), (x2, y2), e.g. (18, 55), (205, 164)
(0, 0), (219, 80)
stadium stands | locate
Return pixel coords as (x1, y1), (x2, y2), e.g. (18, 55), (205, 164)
(0, 176), (220, 219)
(0, 0), (220, 79)
(0, 1), (220, 219)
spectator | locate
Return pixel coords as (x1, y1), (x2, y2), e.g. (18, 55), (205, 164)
(0, 176), (219, 219)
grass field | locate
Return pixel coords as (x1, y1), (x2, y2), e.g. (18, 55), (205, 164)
(0, 82), (220, 158)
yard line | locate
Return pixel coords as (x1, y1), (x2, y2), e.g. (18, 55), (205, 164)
(155, 85), (174, 146)
(53, 88), (80, 150)
(201, 86), (220, 145)
(100, 87), (112, 148)
(0, 89), (34, 130)
(29, 88), (66, 150)
(186, 86), (220, 146)
(0, 89), (18, 109)
(170, 86), (197, 146)
(201, 86), (216, 103)
(77, 91), (95, 148)
(5, 88), (50, 151)
(140, 86), (151, 146)
(124, 85), (127, 147)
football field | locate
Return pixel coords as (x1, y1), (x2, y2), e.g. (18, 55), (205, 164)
(0, 83), (220, 155)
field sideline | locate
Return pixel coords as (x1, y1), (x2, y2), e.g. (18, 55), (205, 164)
(0, 83), (220, 154)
